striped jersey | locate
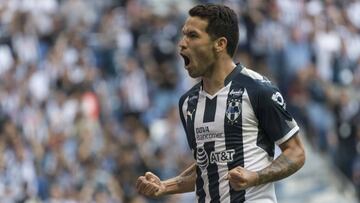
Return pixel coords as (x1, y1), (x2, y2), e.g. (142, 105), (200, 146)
(178, 65), (299, 203)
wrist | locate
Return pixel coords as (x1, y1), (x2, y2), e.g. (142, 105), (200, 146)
(161, 178), (179, 195)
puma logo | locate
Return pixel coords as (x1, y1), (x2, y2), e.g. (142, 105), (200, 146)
(187, 109), (195, 120)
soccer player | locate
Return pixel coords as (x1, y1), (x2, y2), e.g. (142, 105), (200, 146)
(136, 4), (305, 203)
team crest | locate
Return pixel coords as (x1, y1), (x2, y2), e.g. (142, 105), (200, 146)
(226, 99), (241, 123)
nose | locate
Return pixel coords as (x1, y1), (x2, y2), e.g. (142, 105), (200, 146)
(178, 36), (187, 50)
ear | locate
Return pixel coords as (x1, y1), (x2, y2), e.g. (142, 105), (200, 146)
(214, 37), (227, 53)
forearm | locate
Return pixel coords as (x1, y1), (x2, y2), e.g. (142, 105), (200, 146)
(256, 147), (305, 185)
(161, 163), (197, 195)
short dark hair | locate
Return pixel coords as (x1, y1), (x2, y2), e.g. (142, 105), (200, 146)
(189, 4), (239, 57)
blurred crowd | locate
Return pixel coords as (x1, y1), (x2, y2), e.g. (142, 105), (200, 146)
(0, 0), (359, 202)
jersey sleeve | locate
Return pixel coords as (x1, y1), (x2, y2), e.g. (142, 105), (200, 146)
(256, 83), (299, 145)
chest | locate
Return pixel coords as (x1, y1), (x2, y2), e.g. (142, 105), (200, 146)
(185, 86), (257, 147)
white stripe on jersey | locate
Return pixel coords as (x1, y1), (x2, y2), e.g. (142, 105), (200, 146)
(245, 183), (277, 203)
(241, 67), (264, 80)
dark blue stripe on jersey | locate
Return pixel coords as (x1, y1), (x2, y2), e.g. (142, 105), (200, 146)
(257, 128), (275, 157)
(179, 95), (187, 143)
(203, 96), (217, 123)
(196, 166), (205, 203)
(204, 141), (220, 202)
(225, 83), (246, 203)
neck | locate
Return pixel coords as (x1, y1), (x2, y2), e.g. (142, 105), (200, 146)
(202, 57), (236, 95)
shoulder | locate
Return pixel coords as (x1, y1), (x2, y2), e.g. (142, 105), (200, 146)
(179, 81), (202, 106)
(236, 67), (278, 97)
(233, 67), (287, 110)
(240, 67), (267, 82)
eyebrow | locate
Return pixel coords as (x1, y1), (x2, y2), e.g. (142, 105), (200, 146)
(182, 29), (198, 35)
(181, 28), (188, 34)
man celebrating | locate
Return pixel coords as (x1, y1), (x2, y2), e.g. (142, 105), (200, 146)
(136, 4), (305, 202)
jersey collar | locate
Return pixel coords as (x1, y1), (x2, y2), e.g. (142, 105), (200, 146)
(199, 63), (243, 92)
(224, 63), (243, 86)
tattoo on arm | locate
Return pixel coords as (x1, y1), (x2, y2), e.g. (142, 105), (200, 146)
(256, 154), (300, 185)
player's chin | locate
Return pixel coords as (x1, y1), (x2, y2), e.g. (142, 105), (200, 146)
(187, 69), (200, 78)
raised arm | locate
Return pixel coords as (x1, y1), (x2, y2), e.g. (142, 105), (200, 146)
(227, 133), (305, 190)
(136, 162), (197, 197)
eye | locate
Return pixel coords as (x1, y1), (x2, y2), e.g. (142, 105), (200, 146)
(188, 32), (198, 38)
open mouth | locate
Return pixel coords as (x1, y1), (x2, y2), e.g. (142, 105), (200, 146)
(180, 53), (190, 66)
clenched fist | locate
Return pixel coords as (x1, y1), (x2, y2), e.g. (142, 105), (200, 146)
(136, 172), (166, 197)
(226, 166), (259, 191)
